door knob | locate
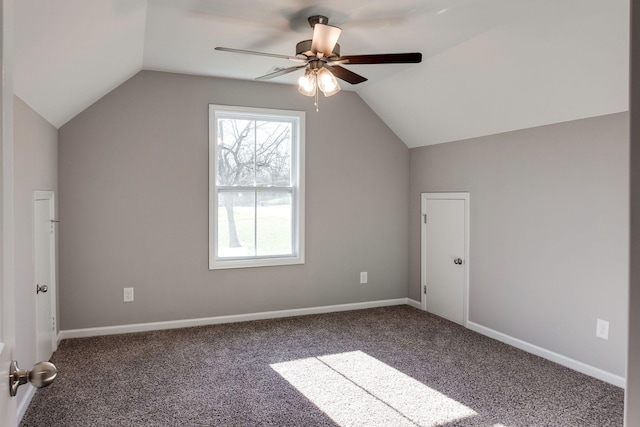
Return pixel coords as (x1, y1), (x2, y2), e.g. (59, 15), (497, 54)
(9, 360), (57, 396)
(454, 258), (464, 265)
(36, 284), (48, 294)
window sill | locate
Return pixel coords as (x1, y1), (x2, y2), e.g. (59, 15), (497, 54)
(209, 256), (304, 270)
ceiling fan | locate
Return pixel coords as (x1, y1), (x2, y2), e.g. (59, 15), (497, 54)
(215, 15), (422, 109)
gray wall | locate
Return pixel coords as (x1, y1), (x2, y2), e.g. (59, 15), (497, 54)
(13, 95), (58, 403)
(58, 71), (409, 330)
(626, 0), (639, 424)
(409, 113), (629, 377)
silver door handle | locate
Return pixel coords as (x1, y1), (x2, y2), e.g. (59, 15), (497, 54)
(9, 360), (57, 396)
(36, 284), (48, 294)
(454, 258), (464, 265)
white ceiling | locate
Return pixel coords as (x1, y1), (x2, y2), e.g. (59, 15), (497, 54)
(14, 0), (629, 147)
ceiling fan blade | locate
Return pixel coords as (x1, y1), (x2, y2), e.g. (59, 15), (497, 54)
(310, 23), (342, 57)
(327, 65), (368, 85)
(255, 64), (307, 80)
(336, 53), (422, 65)
(215, 47), (306, 63)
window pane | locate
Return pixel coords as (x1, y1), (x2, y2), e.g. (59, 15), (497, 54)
(217, 191), (256, 258)
(257, 191), (293, 256)
(255, 121), (292, 187)
(216, 118), (255, 186)
(210, 105), (304, 269)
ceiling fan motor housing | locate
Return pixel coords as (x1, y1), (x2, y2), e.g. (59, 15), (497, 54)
(296, 40), (340, 59)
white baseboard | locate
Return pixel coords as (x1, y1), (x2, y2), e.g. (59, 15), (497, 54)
(58, 298), (410, 341)
(17, 385), (36, 424)
(467, 321), (626, 388)
(406, 298), (422, 309)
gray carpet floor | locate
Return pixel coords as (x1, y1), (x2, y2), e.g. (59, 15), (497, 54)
(20, 306), (623, 426)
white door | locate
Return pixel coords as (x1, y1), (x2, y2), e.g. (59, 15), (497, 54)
(35, 192), (56, 362)
(0, 0), (18, 423)
(0, 157), (18, 420)
(0, 220), (17, 422)
(421, 193), (469, 325)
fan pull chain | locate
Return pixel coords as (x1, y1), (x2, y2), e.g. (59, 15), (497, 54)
(314, 83), (319, 112)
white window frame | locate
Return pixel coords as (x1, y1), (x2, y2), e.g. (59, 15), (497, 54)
(208, 104), (305, 269)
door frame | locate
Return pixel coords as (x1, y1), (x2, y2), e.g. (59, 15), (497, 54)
(421, 192), (470, 326)
(34, 190), (57, 360)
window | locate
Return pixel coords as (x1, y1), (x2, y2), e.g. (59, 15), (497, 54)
(209, 105), (305, 269)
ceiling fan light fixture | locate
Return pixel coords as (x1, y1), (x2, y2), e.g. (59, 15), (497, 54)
(310, 23), (342, 58)
(317, 67), (341, 97)
(298, 70), (316, 96)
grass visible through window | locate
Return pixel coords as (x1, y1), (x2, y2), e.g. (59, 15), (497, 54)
(217, 203), (292, 257)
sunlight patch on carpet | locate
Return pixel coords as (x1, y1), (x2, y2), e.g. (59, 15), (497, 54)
(271, 350), (477, 427)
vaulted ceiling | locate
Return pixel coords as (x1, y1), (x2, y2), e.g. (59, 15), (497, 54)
(14, 0), (629, 147)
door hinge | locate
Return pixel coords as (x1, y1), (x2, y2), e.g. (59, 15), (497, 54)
(423, 285), (427, 294)
(52, 316), (56, 331)
(423, 214), (427, 224)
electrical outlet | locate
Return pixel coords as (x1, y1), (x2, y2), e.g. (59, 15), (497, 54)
(596, 318), (609, 340)
(360, 272), (368, 284)
(124, 287), (134, 303)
